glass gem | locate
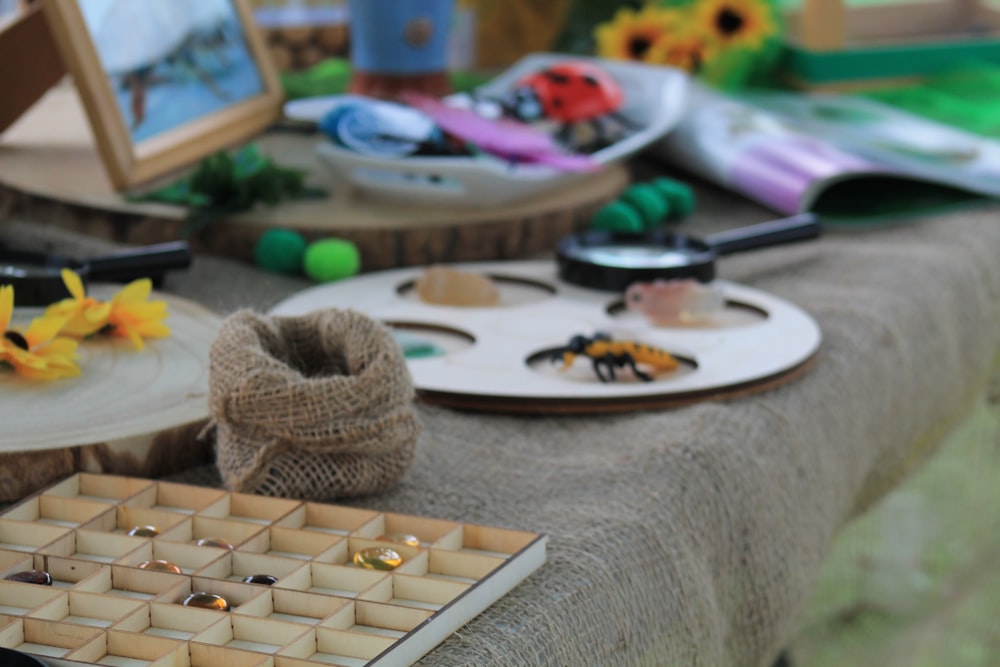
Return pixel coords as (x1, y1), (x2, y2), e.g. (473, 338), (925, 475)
(138, 560), (183, 574)
(352, 547), (403, 571)
(195, 537), (234, 549)
(127, 525), (160, 537)
(182, 592), (230, 611)
(242, 574), (278, 586)
(4, 569), (52, 585)
(414, 266), (499, 307)
(377, 532), (421, 548)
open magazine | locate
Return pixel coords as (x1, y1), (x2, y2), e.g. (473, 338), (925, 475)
(651, 83), (1000, 223)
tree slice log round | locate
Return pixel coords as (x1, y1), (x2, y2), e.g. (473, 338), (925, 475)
(0, 85), (628, 272)
(0, 290), (219, 503)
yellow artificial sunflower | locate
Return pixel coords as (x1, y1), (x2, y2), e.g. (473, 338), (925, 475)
(646, 31), (717, 73)
(594, 4), (686, 63)
(105, 278), (170, 351)
(691, 0), (777, 51)
(45, 269), (113, 337)
(0, 285), (80, 381)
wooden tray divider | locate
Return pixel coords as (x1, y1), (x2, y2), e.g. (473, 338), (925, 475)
(65, 628), (188, 666)
(115, 539), (228, 576)
(275, 502), (382, 536)
(353, 600), (435, 635)
(266, 525), (347, 562)
(10, 617), (103, 659)
(159, 515), (270, 553)
(125, 481), (230, 516)
(0, 518), (73, 553)
(427, 549), (506, 582)
(101, 564), (191, 601)
(355, 513), (462, 547)
(312, 625), (397, 663)
(159, 576), (272, 612)
(227, 614), (317, 655)
(265, 588), (355, 626)
(112, 602), (230, 641)
(42, 473), (156, 505)
(0, 549), (33, 577)
(196, 549), (309, 585)
(389, 574), (471, 610)
(200, 492), (304, 526)
(276, 561), (390, 600)
(29, 555), (105, 589)
(42, 529), (151, 564)
(3, 495), (114, 528)
(459, 523), (541, 557)
(189, 640), (278, 666)
(29, 590), (148, 628)
(0, 580), (67, 617)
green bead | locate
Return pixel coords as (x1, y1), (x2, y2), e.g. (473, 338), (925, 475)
(254, 229), (307, 275)
(620, 184), (669, 227)
(590, 201), (645, 233)
(303, 238), (361, 283)
(650, 178), (696, 219)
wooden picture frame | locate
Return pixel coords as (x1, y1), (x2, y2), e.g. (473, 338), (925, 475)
(40, 0), (283, 190)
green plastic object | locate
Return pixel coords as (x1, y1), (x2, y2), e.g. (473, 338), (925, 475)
(619, 184), (670, 227)
(303, 238), (361, 283)
(590, 200), (645, 233)
(254, 229), (307, 275)
(650, 178), (696, 218)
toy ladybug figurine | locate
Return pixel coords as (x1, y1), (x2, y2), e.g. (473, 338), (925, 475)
(504, 60), (626, 152)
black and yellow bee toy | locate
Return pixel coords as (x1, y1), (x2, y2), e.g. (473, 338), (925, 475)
(550, 332), (679, 383)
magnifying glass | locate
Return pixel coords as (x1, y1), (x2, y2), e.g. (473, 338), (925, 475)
(0, 241), (192, 306)
(556, 213), (820, 291)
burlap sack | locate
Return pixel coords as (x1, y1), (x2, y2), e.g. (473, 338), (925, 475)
(208, 308), (421, 500)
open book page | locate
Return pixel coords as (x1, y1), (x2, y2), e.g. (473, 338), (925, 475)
(652, 83), (994, 222)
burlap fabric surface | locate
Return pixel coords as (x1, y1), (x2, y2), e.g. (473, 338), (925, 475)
(3, 193), (1000, 667)
(208, 308), (420, 500)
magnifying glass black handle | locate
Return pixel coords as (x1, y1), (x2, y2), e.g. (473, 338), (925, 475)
(703, 213), (821, 256)
(85, 241), (192, 284)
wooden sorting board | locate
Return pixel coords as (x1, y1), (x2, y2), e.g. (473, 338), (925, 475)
(0, 289), (220, 503)
(269, 260), (823, 413)
(0, 473), (546, 667)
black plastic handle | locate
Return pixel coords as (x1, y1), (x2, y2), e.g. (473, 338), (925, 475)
(85, 241), (192, 284)
(703, 213), (821, 256)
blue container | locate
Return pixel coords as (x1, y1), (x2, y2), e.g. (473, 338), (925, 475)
(349, 0), (455, 75)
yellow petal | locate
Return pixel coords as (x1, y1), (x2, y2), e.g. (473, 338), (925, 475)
(114, 279), (152, 304)
(0, 285), (13, 332)
(60, 269), (87, 300)
(24, 313), (69, 347)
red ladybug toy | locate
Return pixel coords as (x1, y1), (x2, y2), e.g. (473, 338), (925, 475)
(508, 61), (625, 124)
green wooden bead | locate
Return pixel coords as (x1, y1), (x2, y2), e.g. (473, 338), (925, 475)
(620, 184), (670, 227)
(590, 201), (645, 233)
(650, 178), (696, 219)
(254, 229), (307, 275)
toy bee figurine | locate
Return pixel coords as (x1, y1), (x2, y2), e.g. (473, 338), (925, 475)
(550, 332), (679, 383)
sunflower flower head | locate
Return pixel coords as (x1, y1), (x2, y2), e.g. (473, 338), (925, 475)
(45, 269), (113, 337)
(0, 285), (80, 381)
(691, 0), (779, 52)
(594, 4), (686, 63)
(105, 278), (171, 351)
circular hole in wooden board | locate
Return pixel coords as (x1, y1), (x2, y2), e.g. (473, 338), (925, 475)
(269, 262), (822, 414)
(606, 298), (768, 329)
(396, 273), (557, 308)
(385, 321), (475, 358)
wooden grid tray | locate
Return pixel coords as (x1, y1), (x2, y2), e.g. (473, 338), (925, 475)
(0, 473), (547, 666)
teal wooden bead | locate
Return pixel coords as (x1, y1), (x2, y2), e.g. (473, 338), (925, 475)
(590, 201), (645, 233)
(650, 178), (696, 219)
(620, 184), (670, 227)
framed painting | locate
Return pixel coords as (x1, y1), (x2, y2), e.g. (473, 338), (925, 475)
(42, 0), (283, 190)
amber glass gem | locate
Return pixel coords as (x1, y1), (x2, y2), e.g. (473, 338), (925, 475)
(127, 525), (160, 537)
(242, 574), (278, 586)
(377, 532), (421, 548)
(194, 537), (234, 549)
(4, 570), (52, 586)
(352, 547), (403, 571)
(182, 592), (230, 611)
(138, 560), (183, 574)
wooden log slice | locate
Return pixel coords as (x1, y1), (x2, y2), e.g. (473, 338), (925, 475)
(0, 290), (219, 503)
(0, 86), (628, 272)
